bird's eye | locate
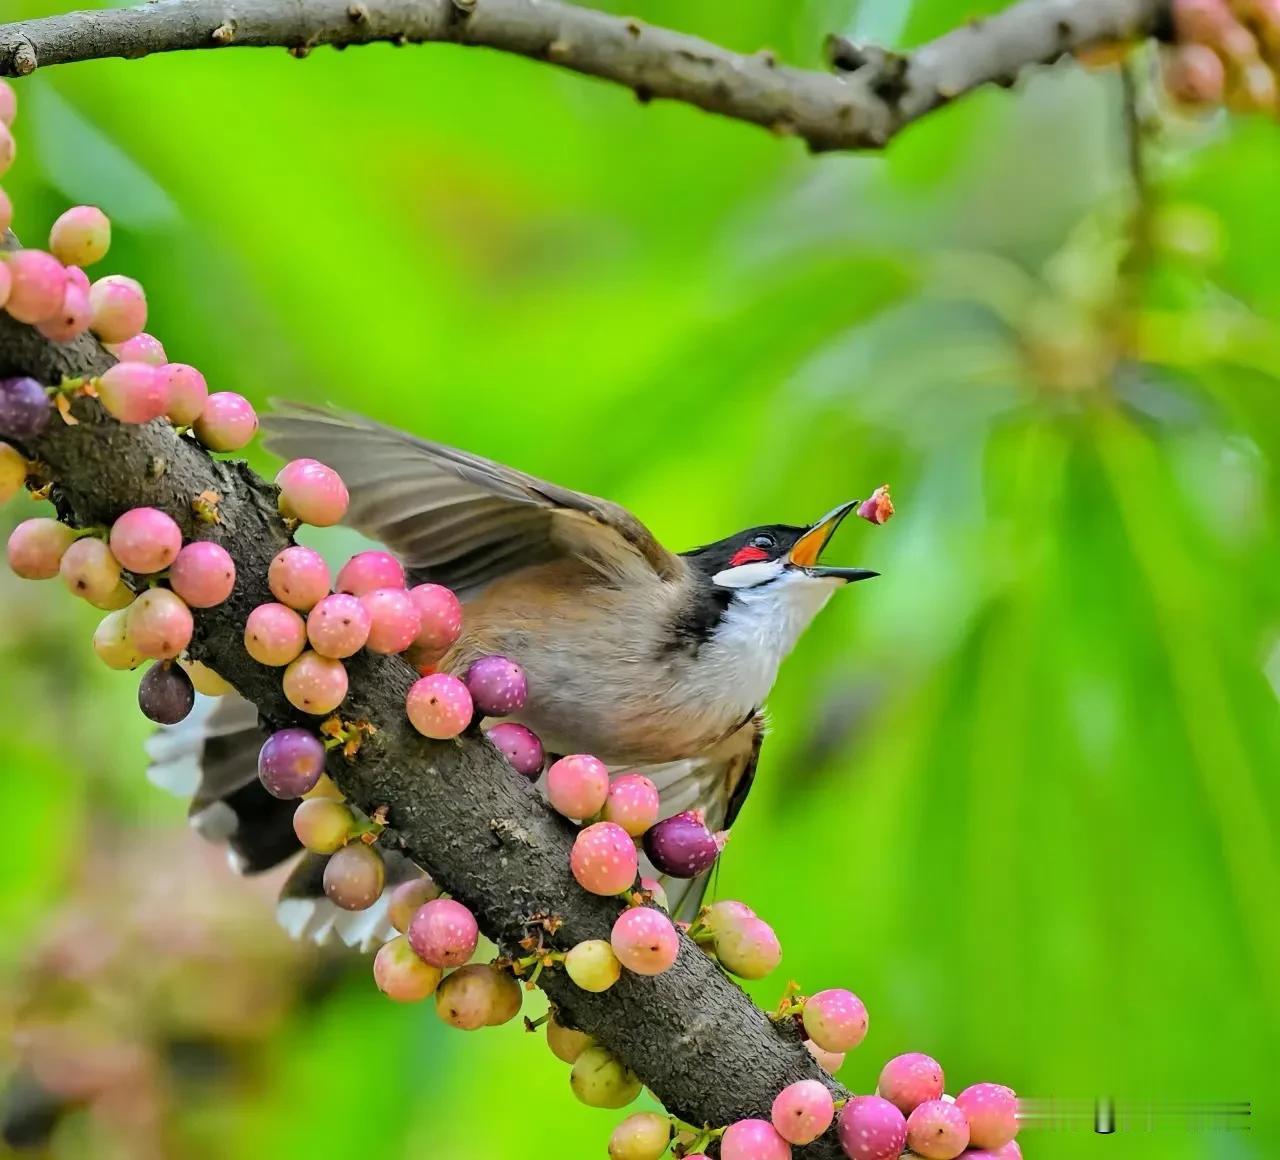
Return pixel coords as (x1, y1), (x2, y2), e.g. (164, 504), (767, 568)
(750, 533), (776, 551)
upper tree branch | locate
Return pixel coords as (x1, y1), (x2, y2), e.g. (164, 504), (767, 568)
(0, 0), (1168, 151)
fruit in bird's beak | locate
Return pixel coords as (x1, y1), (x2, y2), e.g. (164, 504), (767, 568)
(857, 483), (894, 525)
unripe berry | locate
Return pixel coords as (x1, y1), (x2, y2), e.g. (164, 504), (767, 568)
(282, 650), (349, 714)
(603, 773), (661, 836)
(704, 902), (757, 937)
(276, 458), (349, 526)
(406, 672), (473, 738)
(168, 541), (235, 607)
(5, 250), (66, 324)
(0, 441), (29, 502)
(323, 842), (385, 910)
(954, 1084), (1018, 1150)
(387, 876), (443, 933)
(804, 1039), (845, 1075)
(59, 536), (122, 604)
(407, 582), (463, 654)
(771, 1079), (835, 1146)
(906, 1100), (969, 1160)
(293, 797), (357, 854)
(182, 659), (235, 696)
(837, 1096), (907, 1160)
(360, 587), (421, 654)
(126, 587), (193, 659)
(486, 722), (544, 776)
(643, 810), (726, 878)
(407, 897), (479, 968)
(138, 661), (195, 725)
(35, 276), (91, 343)
(0, 80), (14, 126)
(802, 988), (868, 1053)
(89, 580), (134, 611)
(463, 655), (528, 716)
(0, 376), (52, 440)
(877, 1053), (944, 1116)
(374, 935), (443, 1003)
(570, 821), (638, 895)
(335, 549), (404, 595)
(570, 1045), (641, 1109)
(611, 907), (679, 976)
(714, 915), (780, 979)
(268, 545), (331, 610)
(97, 361), (169, 424)
(483, 966), (523, 1026)
(1162, 43), (1226, 105)
(7, 518), (77, 579)
(93, 608), (145, 670)
(49, 206), (111, 268)
(721, 1118), (791, 1160)
(608, 1111), (672, 1160)
(565, 938), (622, 992)
(244, 602), (307, 666)
(160, 363), (209, 426)
(306, 592), (371, 658)
(89, 274), (147, 343)
(546, 1012), (592, 1063)
(546, 753), (610, 819)
(435, 964), (517, 1030)
(106, 333), (167, 366)
(258, 728), (326, 799)
(193, 392), (258, 451)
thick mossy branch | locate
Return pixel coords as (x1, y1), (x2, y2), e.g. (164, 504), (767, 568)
(0, 0), (1168, 150)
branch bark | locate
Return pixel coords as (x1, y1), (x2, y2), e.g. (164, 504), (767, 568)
(0, 0), (1168, 151)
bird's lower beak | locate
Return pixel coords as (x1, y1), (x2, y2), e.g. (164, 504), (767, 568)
(787, 500), (879, 583)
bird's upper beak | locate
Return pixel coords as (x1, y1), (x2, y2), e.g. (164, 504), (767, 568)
(787, 500), (879, 583)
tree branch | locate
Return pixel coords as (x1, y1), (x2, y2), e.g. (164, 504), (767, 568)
(0, 0), (1168, 151)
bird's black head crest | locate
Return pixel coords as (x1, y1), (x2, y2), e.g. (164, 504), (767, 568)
(681, 524), (807, 580)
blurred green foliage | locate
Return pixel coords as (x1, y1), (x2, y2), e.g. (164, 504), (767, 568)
(1, 0), (1278, 1157)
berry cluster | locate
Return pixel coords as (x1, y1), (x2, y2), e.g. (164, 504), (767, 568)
(1162, 0), (1280, 111)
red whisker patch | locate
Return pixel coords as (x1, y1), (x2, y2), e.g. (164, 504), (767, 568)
(728, 545), (770, 567)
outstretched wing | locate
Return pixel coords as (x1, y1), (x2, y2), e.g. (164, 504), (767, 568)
(261, 403), (682, 599)
(636, 714), (765, 923)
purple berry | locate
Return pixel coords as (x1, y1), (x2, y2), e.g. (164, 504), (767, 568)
(877, 1052), (944, 1116)
(49, 206), (111, 268)
(954, 1084), (1017, 1150)
(406, 672), (473, 739)
(610, 907), (679, 976)
(802, 988), (868, 1053)
(109, 507), (182, 574)
(306, 592), (371, 659)
(5, 251), (66, 324)
(485, 722), (543, 776)
(335, 549), (403, 595)
(193, 392), (258, 451)
(137, 661), (195, 725)
(546, 753), (610, 819)
(570, 1045), (641, 1109)
(642, 810), (726, 878)
(464, 655), (528, 716)
(387, 876), (442, 933)
(602, 773), (660, 836)
(244, 602), (307, 666)
(58, 536), (121, 604)
(0, 377), (52, 440)
(282, 651), (349, 715)
(570, 821), (638, 896)
(374, 934), (442, 1003)
(97, 362), (169, 424)
(837, 1095), (907, 1160)
(721, 1118), (791, 1160)
(88, 274), (147, 343)
(258, 728), (326, 799)
(268, 545), (330, 611)
(322, 842), (385, 910)
(7, 518), (77, 579)
(407, 897), (479, 968)
(276, 458), (349, 526)
(360, 587), (421, 654)
(126, 588), (193, 659)
(168, 541), (235, 608)
(772, 1079), (835, 1146)
(106, 333), (168, 366)
(292, 797), (355, 853)
(905, 1099), (969, 1160)
(160, 363), (208, 426)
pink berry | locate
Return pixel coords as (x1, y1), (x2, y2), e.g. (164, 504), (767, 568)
(106, 332), (167, 366)
(126, 587), (193, 660)
(802, 988), (868, 1053)
(109, 507), (182, 574)
(804, 1039), (845, 1075)
(463, 654), (528, 716)
(323, 842), (385, 910)
(387, 876), (442, 933)
(1163, 42), (1227, 105)
(282, 651), (349, 715)
(640, 876), (669, 910)
(193, 392), (258, 451)
(160, 363), (208, 426)
(7, 518), (77, 579)
(877, 1053), (945, 1116)
(546, 753), (610, 819)
(643, 809), (726, 879)
(268, 545), (330, 610)
(407, 897), (479, 968)
(602, 773), (660, 836)
(0, 440), (26, 503)
(771, 1079), (835, 1146)
(721, 1118), (791, 1160)
(97, 361), (169, 424)
(570, 821), (638, 895)
(837, 1096), (907, 1160)
(88, 274), (147, 342)
(336, 549), (404, 595)
(485, 722), (544, 776)
(49, 206), (111, 268)
(360, 587), (421, 654)
(65, 265), (90, 296)
(374, 935), (442, 1003)
(0, 258), (10, 310)
(564, 939), (621, 992)
(715, 915), (781, 980)
(168, 541), (235, 607)
(0, 80), (14, 127)
(407, 582), (463, 654)
(258, 728), (326, 799)
(906, 1100), (969, 1160)
(93, 608), (145, 671)
(58, 536), (122, 604)
(6, 250), (69, 324)
(306, 592), (371, 659)
(406, 672), (473, 738)
(954, 1084), (1017, 1150)
(610, 907), (679, 975)
(608, 1111), (671, 1160)
(244, 602), (307, 666)
(276, 458), (349, 526)
(35, 275), (91, 343)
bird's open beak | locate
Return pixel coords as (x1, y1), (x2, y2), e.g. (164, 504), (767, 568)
(787, 500), (879, 583)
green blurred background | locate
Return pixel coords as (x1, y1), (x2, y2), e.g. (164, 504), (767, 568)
(1, 0), (1278, 1156)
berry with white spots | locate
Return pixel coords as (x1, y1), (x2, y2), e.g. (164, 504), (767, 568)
(323, 841), (385, 910)
(565, 938), (622, 992)
(570, 821), (638, 895)
(168, 541), (235, 607)
(335, 549), (404, 595)
(546, 753), (610, 819)
(877, 1053), (945, 1116)
(570, 1045), (641, 1109)
(905, 1099), (969, 1160)
(282, 650), (349, 714)
(771, 1079), (835, 1146)
(49, 206), (111, 268)
(292, 798), (356, 854)
(374, 935), (443, 1002)
(486, 721), (544, 776)
(610, 907), (679, 976)
(406, 672), (473, 739)
(954, 1084), (1018, 1150)
(721, 1118), (792, 1160)
(7, 518), (77, 579)
(126, 587), (193, 659)
(306, 592), (371, 659)
(276, 458), (349, 526)
(463, 654), (528, 716)
(193, 392), (258, 451)
(602, 773), (661, 836)
(407, 897), (479, 968)
(643, 809), (725, 879)
(89, 274), (147, 343)
(160, 363), (209, 426)
(268, 545), (331, 611)
(258, 728), (326, 799)
(407, 582), (463, 656)
(836, 1095), (907, 1160)
(360, 586), (421, 654)
(802, 988), (868, 1053)
(608, 1112), (672, 1160)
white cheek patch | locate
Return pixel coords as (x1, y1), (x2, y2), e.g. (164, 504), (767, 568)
(712, 558), (785, 589)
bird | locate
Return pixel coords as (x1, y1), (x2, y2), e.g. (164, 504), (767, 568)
(145, 403), (884, 948)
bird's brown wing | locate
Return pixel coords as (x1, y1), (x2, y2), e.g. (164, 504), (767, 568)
(261, 403), (682, 598)
(635, 714), (765, 923)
